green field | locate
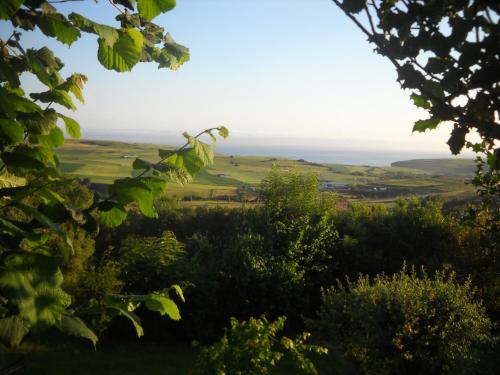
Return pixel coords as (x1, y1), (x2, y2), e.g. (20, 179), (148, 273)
(57, 140), (476, 203)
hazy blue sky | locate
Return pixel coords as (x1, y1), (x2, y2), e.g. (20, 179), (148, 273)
(1, 0), (465, 152)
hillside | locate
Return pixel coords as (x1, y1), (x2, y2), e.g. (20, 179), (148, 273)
(57, 140), (475, 202)
(391, 159), (476, 176)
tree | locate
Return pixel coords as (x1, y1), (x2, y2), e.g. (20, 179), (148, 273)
(0, 0), (228, 350)
(332, 1), (499, 205)
(309, 268), (493, 374)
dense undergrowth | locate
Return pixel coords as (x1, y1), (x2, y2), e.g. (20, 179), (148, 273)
(34, 169), (498, 374)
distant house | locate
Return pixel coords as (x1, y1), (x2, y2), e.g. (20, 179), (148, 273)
(320, 181), (350, 190)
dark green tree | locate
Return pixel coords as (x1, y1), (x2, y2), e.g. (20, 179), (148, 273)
(332, 1), (499, 210)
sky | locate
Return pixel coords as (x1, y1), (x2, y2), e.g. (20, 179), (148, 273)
(1, 0), (468, 154)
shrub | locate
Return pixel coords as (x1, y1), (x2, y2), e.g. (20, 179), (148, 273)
(308, 268), (493, 375)
(117, 230), (186, 292)
(194, 316), (327, 375)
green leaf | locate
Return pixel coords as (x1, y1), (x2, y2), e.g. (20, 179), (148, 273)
(218, 126), (229, 139)
(191, 138), (214, 165)
(57, 74), (87, 103)
(106, 302), (144, 338)
(14, 202), (67, 238)
(155, 33), (189, 70)
(412, 118), (440, 133)
(137, 0), (176, 21)
(18, 109), (58, 135)
(161, 148), (205, 183)
(447, 126), (468, 155)
(0, 118), (24, 145)
(30, 90), (76, 111)
(114, 0), (136, 11)
(69, 13), (119, 45)
(132, 158), (153, 170)
(26, 49), (56, 89)
(0, 58), (21, 88)
(108, 178), (156, 217)
(0, 0), (24, 20)
(0, 316), (29, 347)
(0, 253), (71, 326)
(341, 0), (366, 14)
(58, 113), (81, 138)
(139, 176), (167, 196)
(29, 126), (65, 148)
(58, 315), (98, 347)
(0, 168), (26, 188)
(144, 293), (180, 320)
(1, 150), (47, 175)
(98, 28), (143, 72)
(99, 205), (127, 228)
(410, 93), (431, 110)
(38, 13), (81, 46)
(171, 284), (185, 303)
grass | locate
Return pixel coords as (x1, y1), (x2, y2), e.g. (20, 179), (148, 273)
(16, 340), (197, 375)
(57, 139), (476, 203)
(12, 339), (352, 375)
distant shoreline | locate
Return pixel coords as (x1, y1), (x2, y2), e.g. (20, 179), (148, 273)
(72, 133), (474, 167)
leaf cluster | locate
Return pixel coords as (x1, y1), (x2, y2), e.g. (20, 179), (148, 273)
(194, 315), (327, 375)
(334, 1), (500, 184)
(0, 0), (228, 350)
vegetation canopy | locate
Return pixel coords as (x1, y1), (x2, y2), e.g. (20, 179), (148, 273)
(0, 0), (228, 350)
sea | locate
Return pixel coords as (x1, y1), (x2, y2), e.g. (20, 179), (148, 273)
(82, 130), (474, 167)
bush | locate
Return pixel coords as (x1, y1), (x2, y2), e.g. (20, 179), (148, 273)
(308, 268), (493, 375)
(117, 230), (186, 292)
(194, 316), (327, 375)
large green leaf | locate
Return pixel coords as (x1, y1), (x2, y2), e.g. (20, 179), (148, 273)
(0, 58), (21, 88)
(38, 13), (81, 46)
(0, 169), (26, 188)
(30, 90), (76, 111)
(137, 0), (176, 21)
(98, 204), (127, 228)
(144, 292), (180, 320)
(0, 0), (24, 20)
(26, 49), (56, 89)
(108, 178), (156, 217)
(69, 13), (118, 45)
(412, 118), (441, 133)
(0, 118), (24, 145)
(1, 150), (47, 175)
(0, 253), (71, 327)
(18, 108), (58, 135)
(0, 316), (29, 347)
(161, 148), (205, 183)
(106, 303), (144, 338)
(14, 202), (67, 238)
(218, 126), (229, 139)
(98, 28), (143, 72)
(155, 33), (189, 70)
(29, 126), (65, 148)
(58, 315), (98, 347)
(58, 113), (81, 138)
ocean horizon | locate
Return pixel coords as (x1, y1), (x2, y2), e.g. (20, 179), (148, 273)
(81, 130), (474, 167)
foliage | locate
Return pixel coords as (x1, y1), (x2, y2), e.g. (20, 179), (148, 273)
(309, 267), (493, 375)
(117, 230), (186, 292)
(333, 0), (499, 156)
(333, 198), (456, 277)
(194, 315), (327, 375)
(0, 0), (228, 349)
(332, 0), (500, 226)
